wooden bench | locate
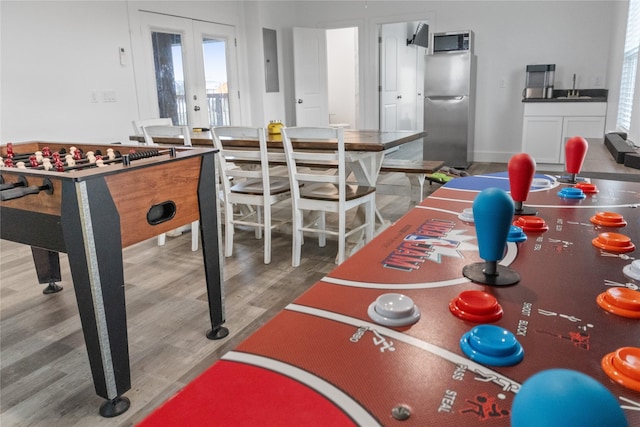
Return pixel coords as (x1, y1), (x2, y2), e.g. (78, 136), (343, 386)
(227, 155), (446, 203)
(379, 159), (445, 203)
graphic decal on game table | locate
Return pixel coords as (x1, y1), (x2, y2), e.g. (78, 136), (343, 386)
(460, 393), (510, 421)
(382, 219), (477, 271)
(324, 208), (518, 288)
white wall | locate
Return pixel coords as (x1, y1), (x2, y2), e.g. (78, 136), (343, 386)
(242, 1), (290, 128)
(1, 1), (138, 143)
(327, 27), (357, 128)
(283, 0), (625, 162)
(1, 0), (636, 161)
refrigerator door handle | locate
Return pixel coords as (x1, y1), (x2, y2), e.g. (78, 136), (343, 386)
(425, 95), (465, 101)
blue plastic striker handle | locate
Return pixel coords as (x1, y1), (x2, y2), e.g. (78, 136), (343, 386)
(473, 188), (515, 262)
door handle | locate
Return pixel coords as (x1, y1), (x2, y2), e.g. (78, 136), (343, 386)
(297, 99), (303, 104)
(194, 105), (201, 111)
(426, 96), (465, 101)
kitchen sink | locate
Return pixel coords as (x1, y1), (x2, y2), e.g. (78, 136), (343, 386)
(555, 96), (592, 99)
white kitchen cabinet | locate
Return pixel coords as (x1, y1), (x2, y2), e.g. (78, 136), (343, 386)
(559, 116), (607, 163)
(522, 116), (564, 163)
(521, 102), (607, 164)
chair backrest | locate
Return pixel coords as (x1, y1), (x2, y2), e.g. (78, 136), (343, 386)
(141, 124), (192, 146)
(132, 118), (173, 134)
(281, 126), (347, 203)
(211, 126), (271, 197)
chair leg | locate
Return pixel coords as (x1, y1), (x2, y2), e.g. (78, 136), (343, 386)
(224, 202), (234, 258)
(336, 209), (346, 264)
(191, 220), (199, 252)
(255, 206), (263, 239)
(292, 209), (303, 267)
(263, 206), (271, 264)
(366, 199), (375, 242)
(318, 211), (326, 247)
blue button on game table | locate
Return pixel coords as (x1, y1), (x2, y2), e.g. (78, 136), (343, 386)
(460, 324), (524, 366)
(558, 187), (586, 199)
(507, 225), (527, 242)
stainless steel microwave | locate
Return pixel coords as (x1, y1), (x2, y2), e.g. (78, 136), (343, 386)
(432, 31), (473, 54)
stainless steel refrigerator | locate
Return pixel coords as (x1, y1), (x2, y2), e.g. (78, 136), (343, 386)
(423, 51), (476, 169)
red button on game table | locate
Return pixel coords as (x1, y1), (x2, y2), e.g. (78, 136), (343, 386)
(596, 287), (640, 319)
(590, 211), (627, 227)
(575, 182), (599, 194)
(513, 216), (549, 232)
(592, 232), (635, 253)
(602, 347), (640, 392)
(449, 290), (503, 323)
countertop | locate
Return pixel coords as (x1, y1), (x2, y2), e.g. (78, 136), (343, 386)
(522, 88), (608, 103)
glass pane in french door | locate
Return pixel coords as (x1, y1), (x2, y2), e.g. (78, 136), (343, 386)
(202, 37), (230, 126)
(151, 31), (187, 126)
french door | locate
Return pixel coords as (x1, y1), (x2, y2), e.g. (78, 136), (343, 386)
(137, 12), (240, 128)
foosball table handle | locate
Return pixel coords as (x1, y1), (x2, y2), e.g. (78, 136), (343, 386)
(0, 178), (53, 201)
(0, 175), (28, 191)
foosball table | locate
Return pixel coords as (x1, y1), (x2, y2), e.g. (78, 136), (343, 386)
(0, 141), (228, 417)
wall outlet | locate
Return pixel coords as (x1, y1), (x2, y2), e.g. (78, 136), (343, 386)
(593, 76), (602, 87)
(499, 77), (506, 88)
(89, 91), (99, 103)
(103, 90), (117, 103)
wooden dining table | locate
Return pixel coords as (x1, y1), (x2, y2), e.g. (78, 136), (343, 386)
(131, 128), (427, 215)
(130, 129), (428, 254)
(129, 129), (426, 153)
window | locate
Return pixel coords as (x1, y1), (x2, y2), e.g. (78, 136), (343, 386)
(617, 0), (640, 131)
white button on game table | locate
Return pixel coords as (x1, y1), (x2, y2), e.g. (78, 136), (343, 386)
(531, 177), (552, 188)
(623, 259), (640, 281)
(458, 208), (474, 223)
(368, 293), (420, 327)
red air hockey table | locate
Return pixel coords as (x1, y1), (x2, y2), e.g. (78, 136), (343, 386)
(139, 171), (640, 426)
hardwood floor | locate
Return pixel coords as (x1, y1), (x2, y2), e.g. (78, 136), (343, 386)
(1, 138), (637, 426)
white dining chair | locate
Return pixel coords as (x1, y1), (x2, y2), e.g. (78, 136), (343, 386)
(131, 118), (173, 134)
(281, 126), (376, 266)
(141, 124), (192, 147)
(212, 126), (292, 264)
(140, 123), (198, 251)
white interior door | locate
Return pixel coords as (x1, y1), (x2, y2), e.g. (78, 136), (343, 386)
(293, 27), (329, 127)
(136, 12), (239, 128)
(380, 31), (399, 130)
(380, 22), (423, 131)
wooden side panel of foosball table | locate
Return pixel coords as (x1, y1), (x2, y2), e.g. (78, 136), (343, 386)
(103, 156), (202, 248)
(0, 174), (63, 216)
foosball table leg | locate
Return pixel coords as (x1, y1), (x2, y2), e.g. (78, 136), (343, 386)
(30, 247), (63, 294)
(99, 396), (130, 418)
(198, 152), (229, 341)
(43, 281), (63, 294)
(207, 325), (230, 340)
(61, 177), (131, 416)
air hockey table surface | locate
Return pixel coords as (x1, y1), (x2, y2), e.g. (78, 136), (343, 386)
(139, 172), (640, 426)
